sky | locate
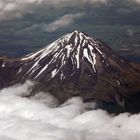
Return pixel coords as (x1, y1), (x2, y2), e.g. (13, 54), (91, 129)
(0, 0), (140, 22)
(0, 0), (140, 59)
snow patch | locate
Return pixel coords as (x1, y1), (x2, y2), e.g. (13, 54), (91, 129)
(83, 48), (96, 72)
(51, 69), (58, 78)
(2, 62), (6, 68)
(75, 45), (81, 68)
(21, 49), (44, 61)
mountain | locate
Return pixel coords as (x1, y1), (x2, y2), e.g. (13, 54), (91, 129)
(0, 30), (140, 113)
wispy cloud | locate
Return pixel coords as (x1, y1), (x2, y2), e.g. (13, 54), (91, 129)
(45, 13), (84, 32)
(15, 13), (84, 33)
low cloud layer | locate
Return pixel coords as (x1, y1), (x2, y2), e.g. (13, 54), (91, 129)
(0, 81), (140, 140)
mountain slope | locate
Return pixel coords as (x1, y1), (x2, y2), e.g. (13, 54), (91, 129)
(18, 30), (133, 80)
(0, 30), (140, 113)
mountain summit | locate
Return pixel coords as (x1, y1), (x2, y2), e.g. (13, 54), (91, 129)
(19, 30), (131, 81)
(0, 31), (140, 113)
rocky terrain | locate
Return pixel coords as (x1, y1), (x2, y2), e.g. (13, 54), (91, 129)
(0, 31), (140, 113)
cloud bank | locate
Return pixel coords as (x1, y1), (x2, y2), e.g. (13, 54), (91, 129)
(0, 81), (140, 140)
(2, 0), (140, 21)
(0, 0), (107, 20)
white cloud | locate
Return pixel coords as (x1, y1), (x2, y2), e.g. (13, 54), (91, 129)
(0, 0), (43, 20)
(46, 13), (84, 32)
(0, 81), (140, 140)
(3, 3), (16, 11)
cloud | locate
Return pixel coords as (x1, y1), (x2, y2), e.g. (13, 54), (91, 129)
(121, 0), (140, 5)
(15, 23), (47, 34)
(117, 8), (131, 14)
(131, 0), (140, 4)
(43, 0), (108, 7)
(0, 81), (140, 140)
(0, 0), (106, 20)
(45, 13), (84, 32)
(0, 0), (139, 21)
(15, 13), (84, 33)
(126, 29), (135, 36)
(0, 0), (44, 20)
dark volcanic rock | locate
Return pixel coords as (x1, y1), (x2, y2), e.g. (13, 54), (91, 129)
(0, 30), (140, 113)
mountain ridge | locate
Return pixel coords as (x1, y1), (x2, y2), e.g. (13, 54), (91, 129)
(0, 30), (140, 113)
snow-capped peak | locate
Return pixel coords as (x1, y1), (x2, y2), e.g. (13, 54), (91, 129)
(21, 30), (100, 60)
(20, 30), (112, 80)
(39, 30), (104, 67)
